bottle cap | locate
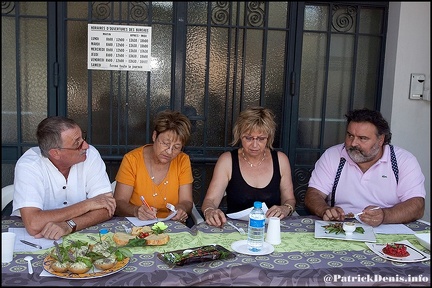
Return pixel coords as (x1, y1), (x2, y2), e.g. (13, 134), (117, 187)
(253, 201), (262, 208)
(99, 228), (109, 235)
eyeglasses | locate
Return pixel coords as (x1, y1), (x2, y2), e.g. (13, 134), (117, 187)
(58, 134), (87, 151)
(158, 140), (182, 152)
(242, 136), (268, 143)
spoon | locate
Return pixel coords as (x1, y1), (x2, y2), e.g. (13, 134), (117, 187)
(24, 256), (33, 274)
(182, 249), (193, 255)
(182, 248), (198, 255)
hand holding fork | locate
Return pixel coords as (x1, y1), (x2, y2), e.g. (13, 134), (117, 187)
(345, 207), (381, 218)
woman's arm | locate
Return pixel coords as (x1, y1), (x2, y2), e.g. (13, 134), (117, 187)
(113, 182), (139, 217)
(201, 152), (232, 227)
(266, 151), (296, 218)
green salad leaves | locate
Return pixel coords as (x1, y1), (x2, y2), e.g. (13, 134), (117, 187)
(152, 222), (168, 235)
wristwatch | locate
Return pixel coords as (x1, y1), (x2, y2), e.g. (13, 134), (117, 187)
(66, 219), (77, 233)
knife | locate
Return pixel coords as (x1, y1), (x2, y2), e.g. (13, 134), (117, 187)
(20, 240), (43, 249)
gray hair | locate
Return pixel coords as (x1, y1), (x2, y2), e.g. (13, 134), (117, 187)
(36, 116), (80, 157)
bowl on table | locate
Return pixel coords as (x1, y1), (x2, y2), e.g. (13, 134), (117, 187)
(342, 222), (356, 236)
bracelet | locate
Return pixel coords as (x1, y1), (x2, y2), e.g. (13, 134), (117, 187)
(203, 207), (215, 218)
(283, 203), (294, 216)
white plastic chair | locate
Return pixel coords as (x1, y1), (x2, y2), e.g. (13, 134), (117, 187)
(191, 203), (205, 224)
(2, 184), (14, 211)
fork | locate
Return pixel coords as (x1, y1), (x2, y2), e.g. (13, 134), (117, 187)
(166, 203), (177, 213)
(122, 224), (132, 234)
(226, 221), (246, 235)
(345, 207), (381, 218)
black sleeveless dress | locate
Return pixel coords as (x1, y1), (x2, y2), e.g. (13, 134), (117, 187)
(225, 149), (281, 213)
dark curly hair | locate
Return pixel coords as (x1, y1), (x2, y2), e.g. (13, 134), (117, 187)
(345, 108), (392, 144)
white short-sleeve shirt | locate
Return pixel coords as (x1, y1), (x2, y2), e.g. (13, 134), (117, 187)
(11, 145), (112, 216)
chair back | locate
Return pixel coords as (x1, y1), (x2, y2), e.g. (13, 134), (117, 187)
(191, 203), (204, 224)
(2, 184), (14, 215)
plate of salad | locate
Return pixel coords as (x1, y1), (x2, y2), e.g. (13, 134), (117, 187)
(314, 220), (376, 242)
(365, 240), (430, 262)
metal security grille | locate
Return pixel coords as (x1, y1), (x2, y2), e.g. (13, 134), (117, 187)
(63, 2), (299, 213)
(1, 1), (388, 215)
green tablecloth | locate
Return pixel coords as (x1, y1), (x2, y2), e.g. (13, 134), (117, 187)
(31, 229), (429, 255)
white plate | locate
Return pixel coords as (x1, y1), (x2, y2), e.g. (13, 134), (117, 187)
(227, 203), (269, 222)
(43, 256), (129, 279)
(365, 240), (430, 262)
(314, 220), (376, 242)
(414, 233), (430, 250)
(231, 240), (274, 256)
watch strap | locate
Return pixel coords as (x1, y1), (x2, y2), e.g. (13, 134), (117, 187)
(66, 219), (77, 233)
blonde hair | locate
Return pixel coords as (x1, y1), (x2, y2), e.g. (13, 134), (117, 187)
(231, 106), (276, 149)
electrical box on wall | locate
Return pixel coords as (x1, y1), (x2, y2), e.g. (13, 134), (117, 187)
(409, 73), (425, 100)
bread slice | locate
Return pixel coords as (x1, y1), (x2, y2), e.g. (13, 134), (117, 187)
(68, 261), (92, 274)
(93, 256), (117, 270)
(50, 260), (70, 273)
(113, 232), (136, 246)
(131, 226), (152, 236)
(145, 233), (170, 245)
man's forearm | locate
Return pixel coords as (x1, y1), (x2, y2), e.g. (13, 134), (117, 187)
(381, 197), (425, 224)
(305, 188), (329, 218)
(72, 208), (112, 232)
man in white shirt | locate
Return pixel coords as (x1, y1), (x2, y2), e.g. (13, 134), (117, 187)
(12, 116), (116, 239)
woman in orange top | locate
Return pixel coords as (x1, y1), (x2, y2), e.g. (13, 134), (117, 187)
(114, 110), (193, 224)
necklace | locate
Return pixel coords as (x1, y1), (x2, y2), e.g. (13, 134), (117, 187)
(241, 150), (266, 167)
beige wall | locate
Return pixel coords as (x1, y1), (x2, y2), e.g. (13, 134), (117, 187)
(382, 2), (430, 223)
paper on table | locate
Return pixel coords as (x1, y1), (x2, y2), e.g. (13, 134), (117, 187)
(354, 214), (416, 234)
(40, 269), (55, 277)
(126, 210), (177, 227)
(227, 203), (269, 222)
(373, 224), (415, 235)
(9, 228), (62, 252)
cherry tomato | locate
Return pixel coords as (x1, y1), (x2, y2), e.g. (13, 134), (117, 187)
(138, 232), (149, 238)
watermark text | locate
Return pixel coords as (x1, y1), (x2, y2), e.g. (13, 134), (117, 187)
(323, 274), (429, 284)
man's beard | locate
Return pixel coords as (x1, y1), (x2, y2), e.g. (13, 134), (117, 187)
(347, 142), (381, 163)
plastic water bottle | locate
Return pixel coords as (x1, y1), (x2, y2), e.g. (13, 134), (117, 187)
(247, 201), (265, 252)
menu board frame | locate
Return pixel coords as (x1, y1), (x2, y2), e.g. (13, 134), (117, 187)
(88, 24), (152, 71)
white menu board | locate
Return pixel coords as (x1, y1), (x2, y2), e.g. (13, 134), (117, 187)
(88, 24), (152, 71)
